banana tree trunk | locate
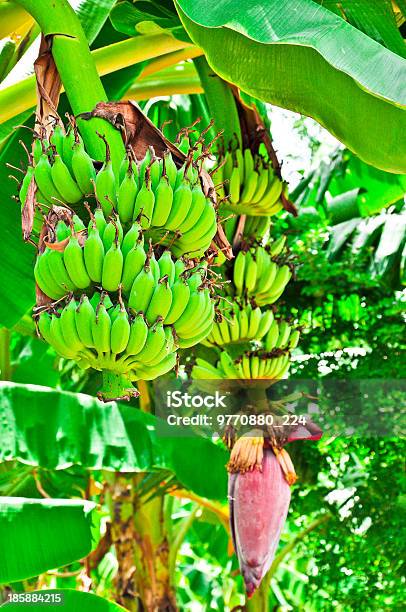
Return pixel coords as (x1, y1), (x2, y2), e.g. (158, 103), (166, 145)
(105, 473), (177, 612)
(14, 0), (124, 167)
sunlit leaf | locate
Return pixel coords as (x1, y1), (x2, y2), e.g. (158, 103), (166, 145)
(0, 497), (95, 583)
(176, 0), (406, 173)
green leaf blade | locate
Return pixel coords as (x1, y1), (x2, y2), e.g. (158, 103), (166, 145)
(176, 0), (406, 173)
(0, 497), (95, 583)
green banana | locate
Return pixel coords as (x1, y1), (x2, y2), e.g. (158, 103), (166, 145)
(244, 252), (257, 293)
(126, 313), (149, 356)
(145, 276), (172, 325)
(95, 151), (117, 216)
(71, 140), (96, 195)
(265, 320), (279, 352)
(247, 307), (262, 337)
(121, 222), (142, 258)
(256, 310), (274, 339)
(34, 154), (62, 204)
(117, 165), (138, 223)
(102, 239), (123, 292)
(151, 176), (173, 226)
(121, 242), (146, 294)
(60, 298), (83, 352)
(134, 179), (155, 228)
(158, 250), (175, 284)
(134, 320), (166, 363)
(163, 151), (178, 189)
(233, 251), (246, 294)
(75, 295), (96, 348)
(93, 299), (111, 353)
(63, 234), (91, 290)
(128, 264), (155, 313)
(164, 182), (193, 231)
(229, 166), (241, 204)
(61, 128), (76, 174)
(177, 184), (206, 234)
(51, 154), (82, 204)
(164, 279), (190, 324)
(111, 304), (131, 354)
(84, 222), (104, 283)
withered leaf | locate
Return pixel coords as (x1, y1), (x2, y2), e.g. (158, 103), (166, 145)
(21, 175), (36, 242)
(34, 34), (63, 137)
(79, 100), (186, 165)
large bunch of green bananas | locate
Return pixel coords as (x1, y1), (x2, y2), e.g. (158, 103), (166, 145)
(35, 213), (214, 342)
(37, 293), (177, 380)
(216, 147), (287, 216)
(232, 238), (292, 306)
(20, 123), (218, 259)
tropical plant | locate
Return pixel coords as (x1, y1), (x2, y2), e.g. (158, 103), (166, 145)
(0, 1), (405, 610)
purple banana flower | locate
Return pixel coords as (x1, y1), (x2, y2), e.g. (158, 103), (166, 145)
(228, 420), (322, 597)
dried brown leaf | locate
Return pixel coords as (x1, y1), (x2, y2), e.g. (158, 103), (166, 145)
(34, 34), (63, 136)
(21, 174), (36, 241)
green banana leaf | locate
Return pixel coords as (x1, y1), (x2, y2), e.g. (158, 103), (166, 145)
(0, 383), (228, 501)
(329, 154), (406, 216)
(3, 589), (125, 610)
(0, 497), (95, 583)
(0, 124), (36, 329)
(314, 0), (406, 58)
(175, 0), (406, 173)
(77, 0), (118, 45)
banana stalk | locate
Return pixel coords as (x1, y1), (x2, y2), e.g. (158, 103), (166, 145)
(14, 0), (125, 168)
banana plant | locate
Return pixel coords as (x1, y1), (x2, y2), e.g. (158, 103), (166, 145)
(0, 1), (405, 610)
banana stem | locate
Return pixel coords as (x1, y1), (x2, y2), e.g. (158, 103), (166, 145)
(0, 327), (11, 380)
(0, 33), (195, 124)
(193, 55), (242, 150)
(14, 0), (124, 167)
(98, 371), (138, 402)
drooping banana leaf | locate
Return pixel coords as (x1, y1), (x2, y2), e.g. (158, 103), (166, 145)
(175, 0), (406, 173)
(0, 497), (95, 583)
(0, 383), (228, 501)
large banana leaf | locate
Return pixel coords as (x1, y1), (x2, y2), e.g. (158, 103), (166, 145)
(3, 589), (125, 610)
(0, 497), (95, 583)
(0, 124), (36, 328)
(0, 383), (228, 501)
(176, 0), (406, 173)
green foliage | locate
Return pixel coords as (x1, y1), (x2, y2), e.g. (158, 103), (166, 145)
(176, 0), (406, 173)
(0, 497), (95, 583)
(0, 382), (228, 501)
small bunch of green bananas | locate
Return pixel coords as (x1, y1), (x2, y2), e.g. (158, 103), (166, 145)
(216, 148), (286, 216)
(192, 351), (291, 380)
(205, 303), (274, 346)
(21, 123), (218, 258)
(261, 319), (300, 353)
(232, 238), (292, 306)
